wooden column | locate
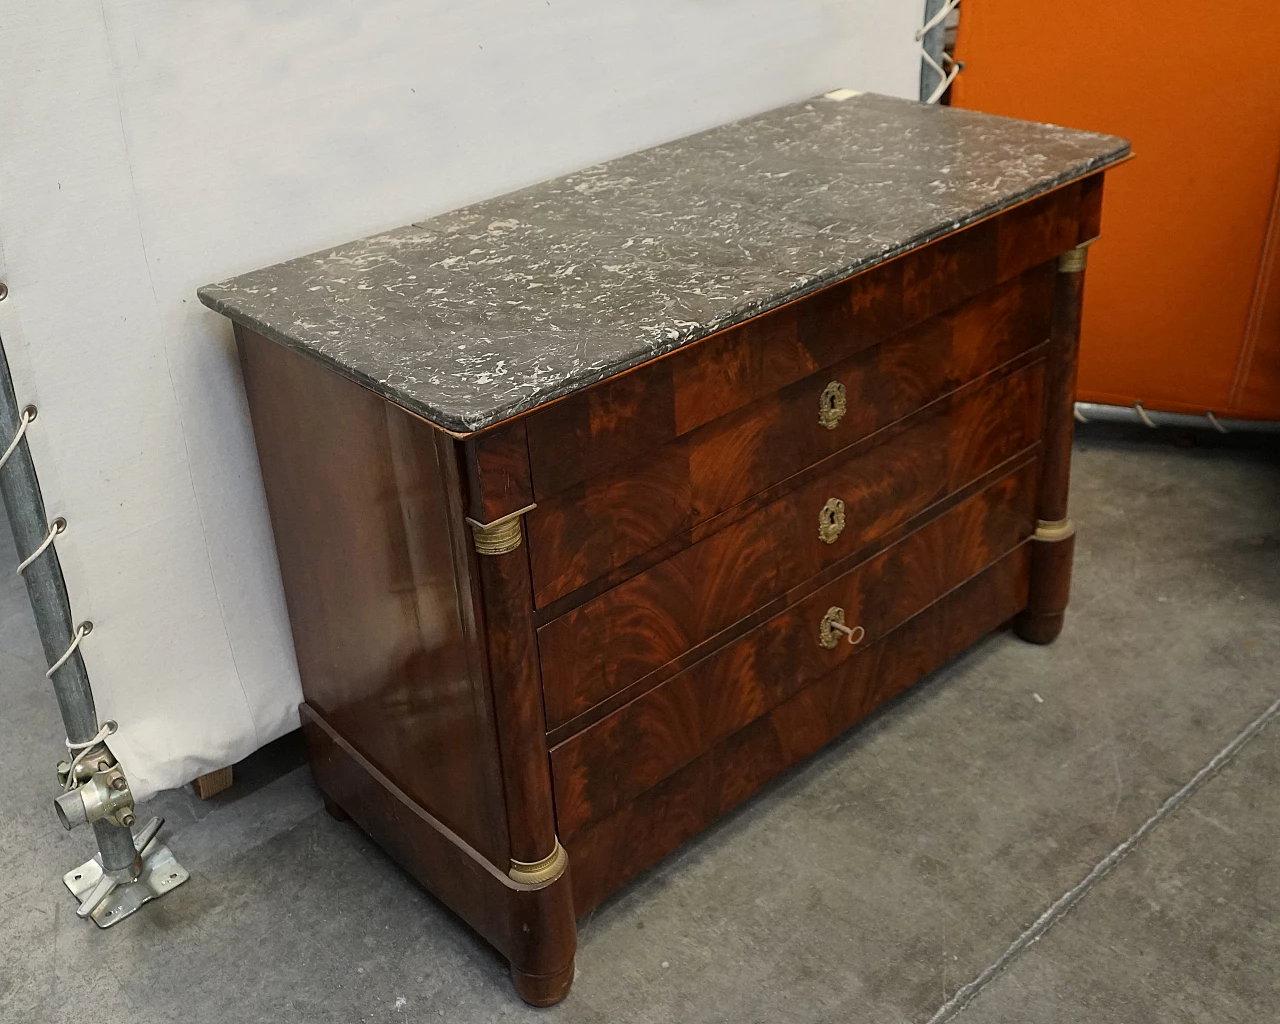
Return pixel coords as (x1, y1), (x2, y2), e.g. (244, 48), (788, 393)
(1015, 239), (1092, 644)
(459, 424), (576, 1005)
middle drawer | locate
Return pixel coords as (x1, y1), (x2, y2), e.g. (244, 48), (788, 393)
(536, 359), (1044, 733)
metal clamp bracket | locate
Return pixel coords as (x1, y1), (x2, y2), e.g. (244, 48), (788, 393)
(63, 816), (190, 927)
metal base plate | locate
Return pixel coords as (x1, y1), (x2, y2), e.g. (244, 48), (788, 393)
(63, 842), (190, 927)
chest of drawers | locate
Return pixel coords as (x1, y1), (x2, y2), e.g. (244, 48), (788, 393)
(201, 93), (1127, 1004)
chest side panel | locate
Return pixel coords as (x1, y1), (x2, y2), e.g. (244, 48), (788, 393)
(237, 328), (511, 868)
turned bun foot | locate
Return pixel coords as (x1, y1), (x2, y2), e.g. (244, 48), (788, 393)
(323, 797), (350, 822)
(511, 959), (575, 1006)
(1014, 608), (1065, 644)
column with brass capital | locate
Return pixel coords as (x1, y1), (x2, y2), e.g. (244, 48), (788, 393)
(464, 491), (575, 1004)
(1015, 238), (1095, 644)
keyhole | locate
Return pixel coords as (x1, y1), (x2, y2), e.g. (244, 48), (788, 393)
(819, 381), (846, 429)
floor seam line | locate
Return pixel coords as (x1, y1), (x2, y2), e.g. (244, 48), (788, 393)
(921, 690), (1280, 1024)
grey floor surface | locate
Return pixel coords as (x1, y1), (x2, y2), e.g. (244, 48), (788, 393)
(1, 425), (1277, 1024)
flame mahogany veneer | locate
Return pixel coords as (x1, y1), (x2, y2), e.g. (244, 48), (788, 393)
(228, 170), (1107, 1005)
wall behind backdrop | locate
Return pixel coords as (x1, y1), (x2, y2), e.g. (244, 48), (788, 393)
(0, 1), (923, 797)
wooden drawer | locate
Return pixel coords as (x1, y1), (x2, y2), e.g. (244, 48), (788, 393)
(563, 542), (1032, 913)
(526, 266), (1054, 608)
(523, 182), (1087, 501)
(548, 460), (1036, 840)
(537, 361), (1044, 732)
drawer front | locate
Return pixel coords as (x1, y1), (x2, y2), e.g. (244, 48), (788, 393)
(550, 461), (1036, 840)
(563, 543), (1032, 913)
(527, 265), (1053, 608)
(537, 361), (1044, 731)
(523, 180), (1087, 500)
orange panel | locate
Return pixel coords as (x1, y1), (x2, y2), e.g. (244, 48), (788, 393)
(952, 1), (1280, 419)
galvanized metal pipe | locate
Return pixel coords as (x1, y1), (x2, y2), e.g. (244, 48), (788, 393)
(0, 334), (137, 872)
(919, 0), (948, 102)
(1075, 402), (1280, 434)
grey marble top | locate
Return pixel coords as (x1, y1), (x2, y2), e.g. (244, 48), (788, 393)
(199, 92), (1128, 434)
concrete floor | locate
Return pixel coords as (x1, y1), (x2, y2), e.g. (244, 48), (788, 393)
(1, 425), (1277, 1024)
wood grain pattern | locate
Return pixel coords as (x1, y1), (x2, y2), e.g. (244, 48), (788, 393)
(528, 265), (1055, 608)
(522, 180), (1084, 496)
(230, 173), (1108, 1005)
(462, 421), (535, 523)
(537, 367), (1044, 730)
(302, 706), (576, 1001)
(550, 460), (1038, 836)
(237, 326), (511, 867)
(565, 545), (1032, 913)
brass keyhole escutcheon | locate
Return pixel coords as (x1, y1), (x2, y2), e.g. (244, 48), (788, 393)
(818, 497), (846, 545)
(818, 380), (847, 430)
(818, 606), (865, 650)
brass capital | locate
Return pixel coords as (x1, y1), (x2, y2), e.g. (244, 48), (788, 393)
(1057, 237), (1099, 274)
(509, 838), (568, 885)
(1033, 517), (1076, 542)
(465, 503), (536, 556)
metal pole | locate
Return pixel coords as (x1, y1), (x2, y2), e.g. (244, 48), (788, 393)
(0, 334), (137, 872)
(1075, 402), (1280, 434)
(920, 0), (948, 102)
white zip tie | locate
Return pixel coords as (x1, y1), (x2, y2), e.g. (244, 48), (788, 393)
(16, 517), (65, 576)
(63, 720), (117, 791)
(0, 406), (36, 474)
(1074, 405), (1089, 423)
(46, 621), (92, 679)
(1206, 410), (1229, 434)
(1133, 402), (1158, 428)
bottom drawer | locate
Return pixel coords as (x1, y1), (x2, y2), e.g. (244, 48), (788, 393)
(564, 541), (1031, 913)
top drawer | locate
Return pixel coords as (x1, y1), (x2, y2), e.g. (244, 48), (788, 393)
(526, 265), (1053, 608)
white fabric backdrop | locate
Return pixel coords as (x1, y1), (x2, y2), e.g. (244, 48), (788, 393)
(0, 0), (922, 798)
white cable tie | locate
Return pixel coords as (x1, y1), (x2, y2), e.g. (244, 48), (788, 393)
(16, 517), (65, 576)
(1074, 404), (1089, 423)
(1205, 411), (1229, 434)
(1133, 402), (1158, 429)
(63, 720), (117, 791)
(46, 621), (92, 679)
(0, 406), (36, 474)
(925, 63), (963, 104)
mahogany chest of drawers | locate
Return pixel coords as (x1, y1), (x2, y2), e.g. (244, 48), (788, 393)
(200, 92), (1128, 1004)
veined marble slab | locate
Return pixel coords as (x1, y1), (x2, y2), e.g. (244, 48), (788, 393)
(200, 92), (1128, 433)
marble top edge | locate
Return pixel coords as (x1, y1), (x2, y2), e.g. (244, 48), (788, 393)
(199, 92), (1129, 434)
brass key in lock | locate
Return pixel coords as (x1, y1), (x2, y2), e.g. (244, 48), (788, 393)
(818, 606), (865, 649)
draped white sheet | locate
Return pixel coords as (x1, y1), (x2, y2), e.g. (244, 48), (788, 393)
(0, 0), (921, 798)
